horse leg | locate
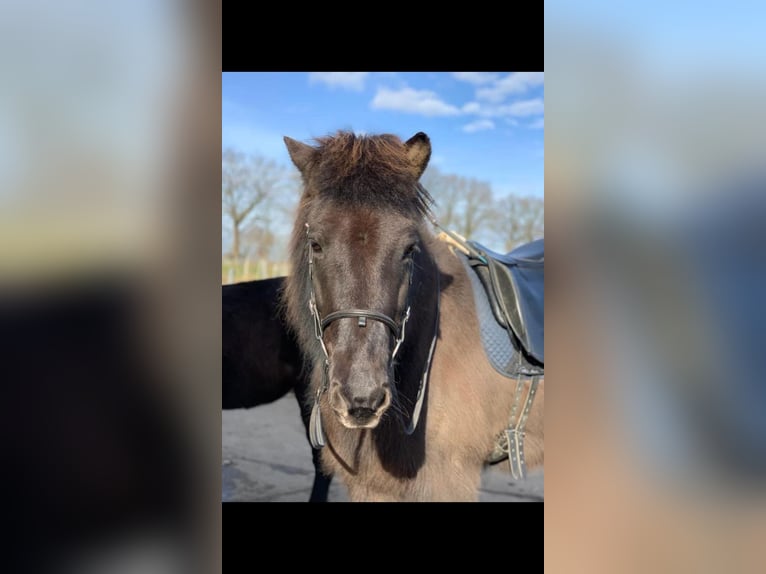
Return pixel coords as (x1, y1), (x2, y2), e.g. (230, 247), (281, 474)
(308, 448), (332, 503)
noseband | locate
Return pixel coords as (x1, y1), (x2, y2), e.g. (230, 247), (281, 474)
(305, 223), (438, 448)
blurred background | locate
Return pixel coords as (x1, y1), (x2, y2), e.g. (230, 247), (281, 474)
(545, 3), (766, 572)
(221, 72), (544, 283)
(1, 1), (220, 572)
(4, 0), (766, 569)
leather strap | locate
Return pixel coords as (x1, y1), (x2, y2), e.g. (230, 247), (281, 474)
(507, 375), (540, 479)
(321, 309), (399, 336)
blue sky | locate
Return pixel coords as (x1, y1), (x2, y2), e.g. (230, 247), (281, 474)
(545, 0), (766, 75)
(222, 72), (544, 199)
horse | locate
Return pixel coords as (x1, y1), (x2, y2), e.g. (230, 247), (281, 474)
(281, 130), (544, 501)
(222, 277), (332, 502)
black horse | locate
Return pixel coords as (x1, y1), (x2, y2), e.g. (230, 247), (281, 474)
(222, 277), (332, 502)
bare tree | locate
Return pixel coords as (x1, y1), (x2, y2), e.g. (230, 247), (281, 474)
(424, 167), (496, 242)
(494, 195), (544, 251)
(458, 179), (494, 240)
(222, 149), (286, 262)
(422, 167), (464, 230)
(242, 226), (275, 260)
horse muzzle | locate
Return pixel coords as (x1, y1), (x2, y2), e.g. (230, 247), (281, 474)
(329, 383), (391, 429)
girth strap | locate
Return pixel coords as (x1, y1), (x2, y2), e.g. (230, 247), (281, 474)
(506, 375), (540, 480)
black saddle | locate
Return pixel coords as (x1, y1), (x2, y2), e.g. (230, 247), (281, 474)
(458, 237), (544, 367)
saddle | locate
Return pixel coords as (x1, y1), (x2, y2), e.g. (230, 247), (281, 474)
(468, 239), (544, 366)
(440, 231), (544, 367)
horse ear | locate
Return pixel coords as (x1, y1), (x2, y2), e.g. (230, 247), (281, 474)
(404, 132), (431, 179)
(284, 136), (315, 173)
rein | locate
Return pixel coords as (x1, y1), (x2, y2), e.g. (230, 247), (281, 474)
(305, 223), (439, 448)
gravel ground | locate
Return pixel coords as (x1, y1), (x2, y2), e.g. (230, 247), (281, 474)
(223, 393), (543, 502)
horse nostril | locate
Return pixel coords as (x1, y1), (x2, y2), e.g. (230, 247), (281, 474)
(371, 388), (388, 410)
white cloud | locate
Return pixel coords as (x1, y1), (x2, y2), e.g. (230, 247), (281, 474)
(370, 87), (460, 117)
(308, 72), (369, 91)
(504, 98), (544, 117)
(452, 72), (499, 85)
(462, 119), (495, 133)
(462, 98), (544, 118)
(476, 72), (544, 102)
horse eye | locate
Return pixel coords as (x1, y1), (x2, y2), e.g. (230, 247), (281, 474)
(402, 243), (418, 260)
(310, 240), (323, 254)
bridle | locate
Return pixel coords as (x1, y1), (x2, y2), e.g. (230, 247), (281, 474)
(307, 223), (412, 363)
(305, 223), (439, 448)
